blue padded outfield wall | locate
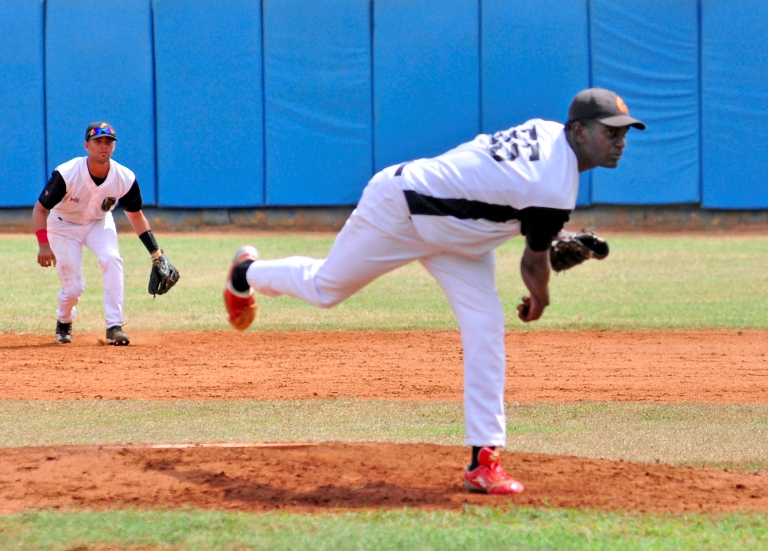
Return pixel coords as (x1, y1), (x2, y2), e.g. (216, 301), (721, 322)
(701, 0), (768, 209)
(45, 0), (157, 204)
(153, 0), (264, 207)
(374, 0), (479, 172)
(0, 0), (46, 207)
(481, 0), (591, 206)
(2, 0), (768, 210)
(264, 0), (371, 206)
(590, 0), (700, 205)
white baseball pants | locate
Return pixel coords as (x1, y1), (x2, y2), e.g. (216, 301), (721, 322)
(246, 169), (508, 447)
(47, 213), (125, 329)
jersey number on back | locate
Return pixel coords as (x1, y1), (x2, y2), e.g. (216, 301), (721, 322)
(488, 125), (540, 163)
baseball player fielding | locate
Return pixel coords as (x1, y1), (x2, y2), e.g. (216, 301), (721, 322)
(33, 122), (179, 346)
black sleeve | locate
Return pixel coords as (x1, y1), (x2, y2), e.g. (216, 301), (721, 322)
(38, 171), (67, 209)
(118, 180), (143, 212)
(517, 207), (571, 252)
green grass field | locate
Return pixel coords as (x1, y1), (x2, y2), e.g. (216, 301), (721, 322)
(5, 233), (768, 333)
(3, 508), (767, 551)
(2, 232), (768, 550)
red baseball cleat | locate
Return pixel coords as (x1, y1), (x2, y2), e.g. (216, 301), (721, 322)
(464, 447), (524, 495)
(223, 245), (259, 330)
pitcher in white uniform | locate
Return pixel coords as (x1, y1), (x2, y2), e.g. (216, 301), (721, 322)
(224, 88), (645, 494)
(33, 122), (171, 346)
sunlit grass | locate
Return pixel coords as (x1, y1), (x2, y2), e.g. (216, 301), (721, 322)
(4, 233), (768, 333)
(4, 233), (768, 548)
(1, 400), (766, 472)
(2, 508), (767, 551)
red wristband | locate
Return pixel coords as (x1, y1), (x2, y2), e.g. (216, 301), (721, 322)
(35, 229), (49, 245)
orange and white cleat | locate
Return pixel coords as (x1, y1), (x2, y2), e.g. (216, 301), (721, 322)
(464, 447), (524, 495)
(223, 245), (259, 330)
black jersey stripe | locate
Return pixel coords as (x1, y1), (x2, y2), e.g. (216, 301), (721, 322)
(403, 190), (519, 223)
(394, 162), (410, 176)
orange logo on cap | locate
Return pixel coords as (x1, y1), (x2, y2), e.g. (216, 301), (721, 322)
(616, 96), (629, 114)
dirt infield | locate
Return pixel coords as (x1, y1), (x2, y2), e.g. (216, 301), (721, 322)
(2, 329), (768, 514)
(2, 330), (767, 402)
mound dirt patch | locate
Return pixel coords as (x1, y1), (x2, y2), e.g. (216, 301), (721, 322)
(2, 330), (768, 513)
(2, 442), (767, 515)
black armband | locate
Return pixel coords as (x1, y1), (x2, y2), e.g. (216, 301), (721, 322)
(138, 230), (160, 255)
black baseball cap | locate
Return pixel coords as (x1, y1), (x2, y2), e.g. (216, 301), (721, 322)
(85, 122), (118, 141)
(567, 88), (645, 130)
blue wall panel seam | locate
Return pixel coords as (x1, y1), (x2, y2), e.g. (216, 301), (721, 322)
(260, 0), (267, 206)
(152, 0), (158, 205)
(370, 0), (376, 177)
(696, 0), (703, 207)
(586, 0), (593, 205)
(586, 0), (592, 88)
(42, 0), (48, 183)
(477, 0), (482, 134)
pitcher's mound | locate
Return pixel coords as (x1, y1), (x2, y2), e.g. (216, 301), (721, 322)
(2, 442), (767, 514)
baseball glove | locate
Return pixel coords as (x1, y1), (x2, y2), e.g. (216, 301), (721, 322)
(148, 253), (180, 296)
(549, 231), (609, 272)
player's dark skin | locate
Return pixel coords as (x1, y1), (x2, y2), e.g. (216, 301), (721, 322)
(567, 120), (630, 172)
(517, 248), (550, 322)
(517, 120), (630, 322)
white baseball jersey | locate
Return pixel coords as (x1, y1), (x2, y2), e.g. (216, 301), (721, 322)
(50, 157), (136, 225)
(395, 119), (579, 254)
(244, 119), (581, 448)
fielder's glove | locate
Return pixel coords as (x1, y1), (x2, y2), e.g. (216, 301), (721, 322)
(549, 231), (609, 272)
(148, 252), (180, 296)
